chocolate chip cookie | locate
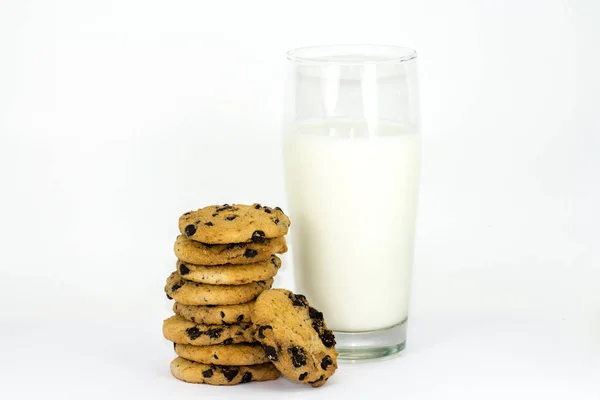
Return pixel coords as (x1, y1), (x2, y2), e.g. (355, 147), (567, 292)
(163, 315), (255, 345)
(175, 256), (280, 285)
(179, 204), (290, 244)
(173, 301), (254, 325)
(174, 343), (269, 365)
(170, 357), (280, 385)
(174, 235), (287, 266)
(165, 272), (273, 306)
(252, 289), (338, 387)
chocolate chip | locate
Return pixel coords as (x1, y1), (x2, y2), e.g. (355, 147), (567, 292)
(222, 338), (234, 345)
(183, 211), (191, 216)
(227, 243), (243, 250)
(237, 314), (244, 322)
(244, 249), (258, 258)
(220, 311), (225, 318)
(166, 293), (172, 300)
(254, 204), (262, 209)
(204, 222), (214, 226)
(271, 257), (279, 268)
(288, 346), (307, 368)
(312, 319), (324, 331)
(179, 264), (190, 275)
(298, 372), (308, 381)
(206, 328), (223, 339)
(213, 354), (219, 360)
(309, 307), (323, 321)
(258, 325), (272, 339)
(202, 369), (214, 378)
(212, 212), (219, 217)
(241, 372), (252, 383)
(263, 207), (272, 214)
(216, 204), (239, 212)
(273, 218), (279, 224)
(225, 215), (237, 221)
(319, 329), (336, 348)
(171, 283), (182, 292)
(288, 292), (308, 307)
(321, 355), (333, 370)
(275, 207), (283, 212)
(184, 224), (196, 236)
(263, 345), (278, 361)
(221, 367), (239, 382)
(251, 230), (266, 243)
(186, 327), (201, 340)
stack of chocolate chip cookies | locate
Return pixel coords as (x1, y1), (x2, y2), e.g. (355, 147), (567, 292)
(163, 203), (290, 385)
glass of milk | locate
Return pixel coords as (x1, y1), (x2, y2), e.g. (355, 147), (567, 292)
(283, 45), (420, 361)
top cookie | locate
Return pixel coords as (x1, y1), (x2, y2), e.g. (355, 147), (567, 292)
(179, 204), (290, 244)
(252, 289), (338, 388)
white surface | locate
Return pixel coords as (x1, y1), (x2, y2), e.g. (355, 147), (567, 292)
(0, 0), (599, 399)
(285, 122), (420, 331)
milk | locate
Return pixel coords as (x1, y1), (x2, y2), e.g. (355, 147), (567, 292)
(283, 120), (420, 332)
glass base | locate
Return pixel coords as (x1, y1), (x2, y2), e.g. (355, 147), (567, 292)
(334, 319), (407, 363)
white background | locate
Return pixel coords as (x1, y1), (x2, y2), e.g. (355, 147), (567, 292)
(1, 0), (599, 399)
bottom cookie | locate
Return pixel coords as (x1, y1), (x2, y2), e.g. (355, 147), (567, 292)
(170, 357), (280, 385)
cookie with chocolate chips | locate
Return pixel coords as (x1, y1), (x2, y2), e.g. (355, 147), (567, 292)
(174, 343), (269, 366)
(173, 301), (254, 325)
(174, 235), (287, 266)
(179, 203), (290, 244)
(252, 289), (338, 387)
(175, 255), (281, 285)
(163, 315), (255, 345)
(170, 357), (280, 385)
(165, 272), (273, 306)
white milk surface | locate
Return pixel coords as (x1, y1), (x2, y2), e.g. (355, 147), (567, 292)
(283, 120), (420, 332)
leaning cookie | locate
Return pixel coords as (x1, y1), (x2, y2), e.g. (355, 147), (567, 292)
(174, 343), (268, 365)
(175, 255), (280, 285)
(174, 235), (287, 266)
(165, 272), (273, 306)
(252, 289), (338, 387)
(163, 315), (255, 345)
(170, 357), (280, 385)
(179, 203), (290, 244)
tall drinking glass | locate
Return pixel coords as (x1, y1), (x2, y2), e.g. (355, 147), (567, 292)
(282, 45), (420, 361)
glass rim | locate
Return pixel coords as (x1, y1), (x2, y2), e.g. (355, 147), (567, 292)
(286, 44), (417, 65)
